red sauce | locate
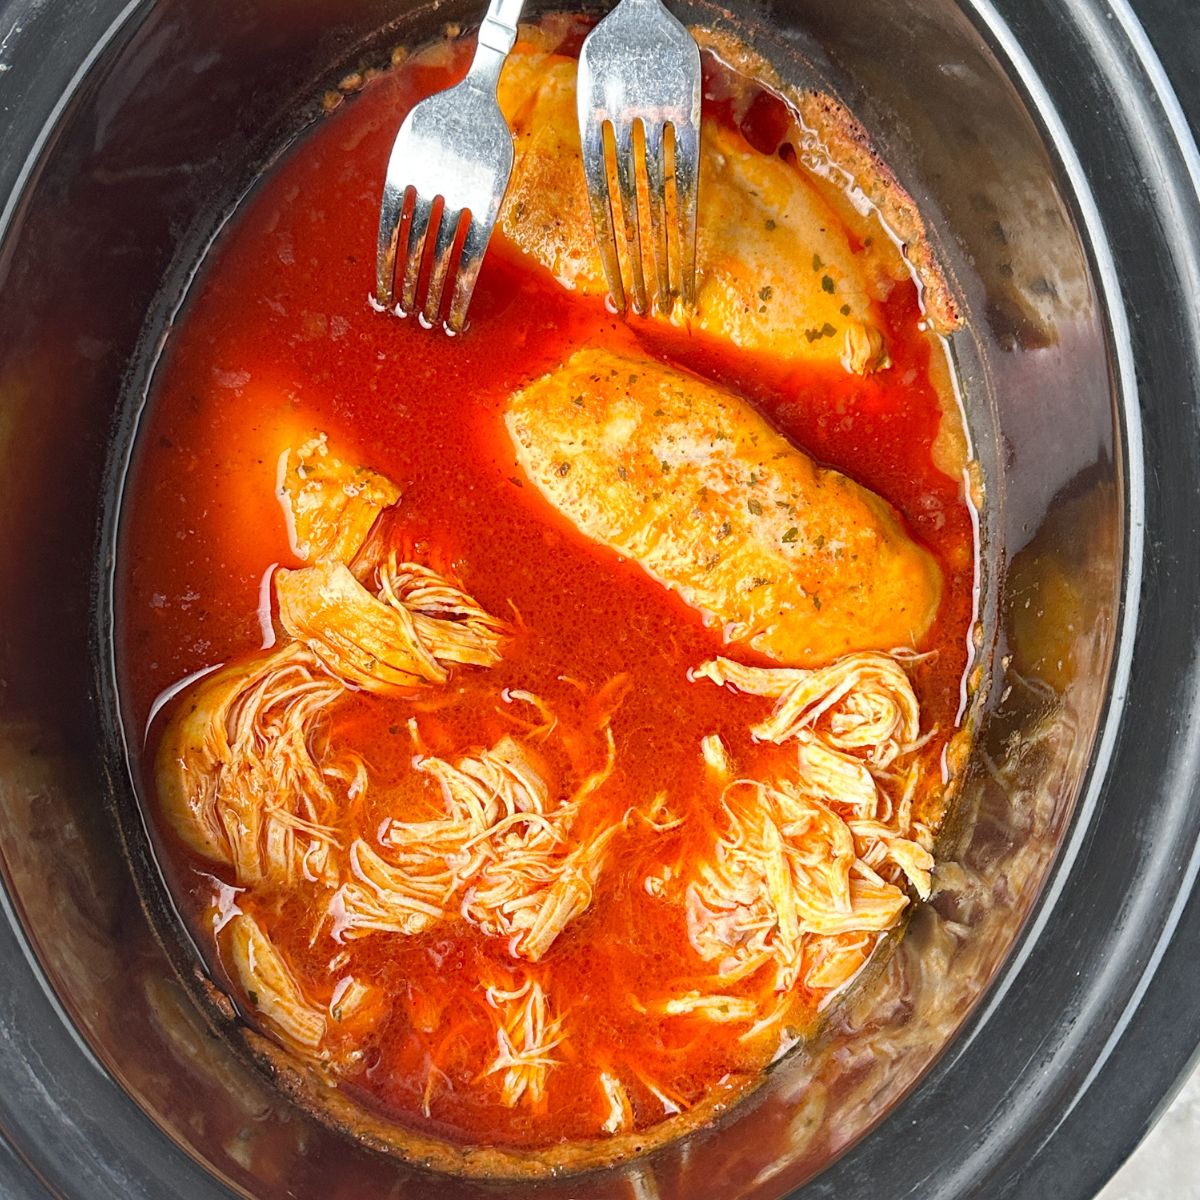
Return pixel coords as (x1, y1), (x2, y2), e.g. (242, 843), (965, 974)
(118, 24), (975, 1153)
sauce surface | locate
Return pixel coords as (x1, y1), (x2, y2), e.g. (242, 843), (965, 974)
(119, 23), (976, 1152)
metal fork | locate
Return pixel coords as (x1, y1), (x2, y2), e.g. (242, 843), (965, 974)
(375, 0), (525, 333)
(577, 0), (701, 317)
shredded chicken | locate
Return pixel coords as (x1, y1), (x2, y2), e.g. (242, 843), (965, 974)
(333, 730), (619, 959)
(680, 651), (935, 998)
(328, 975), (384, 1026)
(693, 651), (934, 889)
(275, 557), (507, 693)
(156, 643), (353, 885)
(377, 557), (510, 669)
(701, 732), (735, 779)
(330, 839), (454, 939)
(692, 652), (921, 768)
(655, 991), (759, 1022)
(599, 1070), (633, 1133)
(685, 779), (917, 991)
(225, 912), (326, 1052)
(481, 973), (565, 1108)
(277, 434), (400, 567)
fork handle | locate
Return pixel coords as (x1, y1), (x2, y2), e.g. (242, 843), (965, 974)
(468, 0), (527, 90)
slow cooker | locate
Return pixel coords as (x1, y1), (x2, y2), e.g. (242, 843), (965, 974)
(0, 0), (1198, 1196)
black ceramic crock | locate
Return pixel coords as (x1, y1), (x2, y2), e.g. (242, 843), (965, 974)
(0, 0), (1198, 1196)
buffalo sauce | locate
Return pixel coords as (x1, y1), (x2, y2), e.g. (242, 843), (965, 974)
(118, 21), (976, 1152)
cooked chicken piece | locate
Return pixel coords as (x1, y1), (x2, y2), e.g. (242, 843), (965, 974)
(156, 642), (353, 885)
(481, 973), (565, 1108)
(225, 912), (326, 1052)
(598, 1071), (633, 1134)
(275, 557), (506, 693)
(334, 721), (619, 960)
(693, 651), (921, 768)
(277, 434), (400, 567)
(497, 49), (890, 373)
(693, 651), (934, 896)
(685, 779), (913, 991)
(506, 348), (941, 665)
(654, 992), (759, 1022)
(331, 839), (454, 939)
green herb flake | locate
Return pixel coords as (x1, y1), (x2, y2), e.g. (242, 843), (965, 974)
(840, 303), (851, 316)
(618, 465), (628, 481)
(571, 394), (585, 407)
(765, 218), (777, 231)
(748, 498), (763, 515)
(821, 322), (837, 337)
(812, 594), (822, 610)
(821, 275), (835, 294)
(758, 285), (774, 303)
(812, 253), (823, 271)
(660, 460), (671, 474)
(717, 519), (732, 541)
(815, 534), (826, 550)
(782, 526), (799, 544)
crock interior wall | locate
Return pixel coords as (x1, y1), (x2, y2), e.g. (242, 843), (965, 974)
(0, 0), (1120, 1195)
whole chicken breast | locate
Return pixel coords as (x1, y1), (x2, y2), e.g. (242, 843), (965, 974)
(505, 347), (941, 665)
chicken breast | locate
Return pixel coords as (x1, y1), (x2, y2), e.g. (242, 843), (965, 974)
(496, 49), (890, 374)
(505, 348), (941, 665)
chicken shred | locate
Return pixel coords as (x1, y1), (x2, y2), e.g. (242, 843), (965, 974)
(276, 558), (507, 693)
(599, 1070), (633, 1133)
(679, 649), (934, 996)
(333, 726), (620, 959)
(225, 912), (326, 1052)
(481, 973), (565, 1108)
(685, 780), (911, 991)
(692, 651), (921, 768)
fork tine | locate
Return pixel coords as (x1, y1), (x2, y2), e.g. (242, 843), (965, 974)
(400, 192), (436, 315)
(422, 204), (464, 326)
(376, 180), (410, 307)
(581, 121), (627, 314)
(445, 215), (491, 334)
(672, 123), (700, 309)
(614, 120), (649, 317)
(644, 123), (671, 314)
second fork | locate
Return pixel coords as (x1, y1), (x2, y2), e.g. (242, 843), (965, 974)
(577, 0), (702, 317)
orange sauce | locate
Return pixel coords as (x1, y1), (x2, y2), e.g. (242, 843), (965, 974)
(118, 22), (976, 1151)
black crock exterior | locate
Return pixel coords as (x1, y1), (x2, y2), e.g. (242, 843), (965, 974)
(0, 1), (1197, 1198)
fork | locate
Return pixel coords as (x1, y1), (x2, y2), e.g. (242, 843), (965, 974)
(577, 0), (701, 317)
(375, 0), (525, 333)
